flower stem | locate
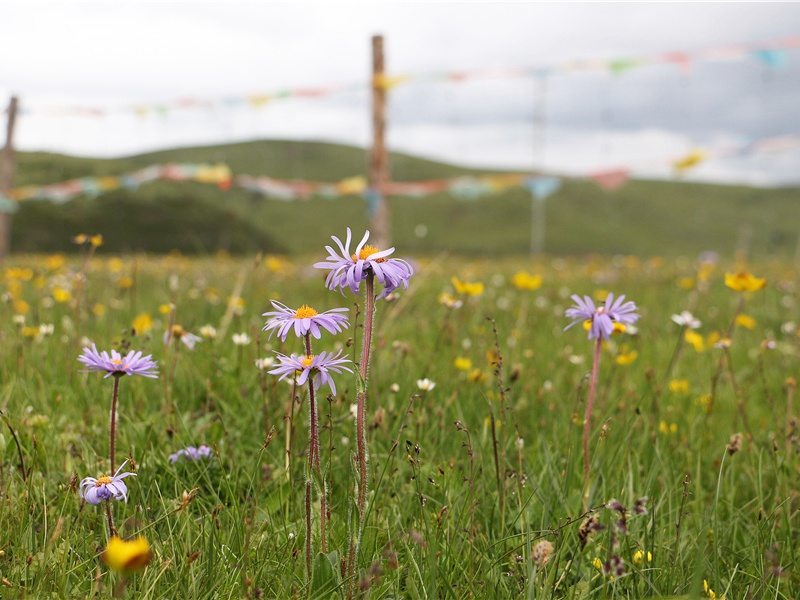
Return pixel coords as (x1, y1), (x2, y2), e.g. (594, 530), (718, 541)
(110, 375), (120, 474)
(304, 334), (328, 555)
(347, 273), (375, 597)
(105, 500), (117, 537)
(583, 338), (602, 509)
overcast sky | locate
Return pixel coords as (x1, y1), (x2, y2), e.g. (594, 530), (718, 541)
(1, 2), (799, 186)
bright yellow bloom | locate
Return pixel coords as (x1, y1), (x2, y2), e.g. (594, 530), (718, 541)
(438, 292), (463, 309)
(92, 303), (107, 317)
(454, 357), (473, 371)
(5, 267), (33, 281)
(132, 313), (153, 334)
(615, 349), (638, 366)
(684, 330), (705, 352)
(22, 326), (39, 338)
(659, 421), (678, 435)
(45, 254), (65, 271)
(669, 379), (690, 395)
(706, 331), (722, 347)
(107, 257), (125, 273)
(725, 272), (766, 292)
(73, 234), (88, 244)
(158, 304), (173, 315)
(102, 536), (152, 573)
(118, 276), (134, 289)
(696, 394), (713, 414)
(452, 276), (484, 297)
(467, 369), (487, 384)
(13, 299), (29, 315)
(264, 255), (288, 273)
(735, 314), (756, 330)
(90, 234), (104, 247)
(633, 550), (652, 564)
(52, 287), (72, 303)
(511, 271), (542, 291)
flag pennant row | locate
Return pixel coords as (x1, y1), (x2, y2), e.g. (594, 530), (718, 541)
(4, 133), (799, 210)
(13, 35), (800, 118)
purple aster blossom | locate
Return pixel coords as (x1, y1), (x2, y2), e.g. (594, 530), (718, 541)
(78, 344), (159, 378)
(268, 349), (353, 395)
(313, 228), (413, 299)
(79, 460), (136, 505)
(262, 301), (350, 342)
(169, 444), (213, 463)
(564, 292), (640, 341)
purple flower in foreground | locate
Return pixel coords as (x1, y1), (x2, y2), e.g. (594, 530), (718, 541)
(313, 228), (413, 299)
(78, 344), (159, 378)
(79, 460), (136, 504)
(170, 444), (213, 463)
(564, 293), (640, 341)
(262, 301), (350, 341)
(268, 350), (353, 395)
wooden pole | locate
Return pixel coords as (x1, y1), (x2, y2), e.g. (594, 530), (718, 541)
(369, 35), (390, 249)
(0, 96), (19, 259)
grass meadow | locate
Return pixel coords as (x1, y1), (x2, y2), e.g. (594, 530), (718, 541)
(1, 247), (799, 599)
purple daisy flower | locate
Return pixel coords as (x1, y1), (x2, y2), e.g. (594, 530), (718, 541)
(169, 444), (213, 463)
(262, 301), (350, 341)
(313, 228), (413, 299)
(79, 460), (136, 505)
(564, 292), (640, 341)
(268, 350), (353, 395)
(78, 344), (159, 378)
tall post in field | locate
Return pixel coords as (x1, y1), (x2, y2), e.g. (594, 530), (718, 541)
(369, 34), (390, 249)
(0, 96), (19, 259)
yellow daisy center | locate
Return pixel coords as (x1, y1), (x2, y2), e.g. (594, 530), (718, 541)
(111, 358), (123, 366)
(352, 244), (386, 263)
(294, 305), (318, 319)
(301, 355), (314, 368)
(96, 476), (113, 486)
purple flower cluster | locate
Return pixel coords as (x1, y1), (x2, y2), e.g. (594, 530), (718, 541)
(78, 344), (159, 378)
(268, 350), (353, 395)
(564, 293), (640, 341)
(262, 301), (349, 342)
(169, 444), (213, 463)
(313, 228), (413, 299)
(79, 461), (136, 505)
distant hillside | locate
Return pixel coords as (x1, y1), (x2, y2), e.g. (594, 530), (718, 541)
(8, 139), (800, 258)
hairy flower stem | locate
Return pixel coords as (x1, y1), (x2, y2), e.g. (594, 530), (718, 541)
(304, 334), (328, 555)
(347, 273), (375, 597)
(583, 338), (603, 509)
(110, 375), (121, 474)
(105, 500), (117, 537)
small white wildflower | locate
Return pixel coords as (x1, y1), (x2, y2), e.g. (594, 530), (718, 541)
(341, 436), (350, 446)
(199, 324), (217, 339)
(232, 332), (251, 346)
(38, 324), (54, 337)
(349, 403), (358, 419)
(671, 310), (701, 330)
(12, 315), (26, 326)
(389, 383), (400, 393)
(416, 378), (436, 391)
(515, 437), (524, 450)
(255, 357), (275, 370)
(568, 355), (585, 365)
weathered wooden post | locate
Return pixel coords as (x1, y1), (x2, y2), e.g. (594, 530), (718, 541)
(0, 96), (19, 259)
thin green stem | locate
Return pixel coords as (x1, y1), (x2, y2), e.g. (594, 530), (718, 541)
(583, 338), (603, 509)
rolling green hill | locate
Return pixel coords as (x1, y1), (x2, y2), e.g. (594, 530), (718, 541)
(8, 139), (800, 258)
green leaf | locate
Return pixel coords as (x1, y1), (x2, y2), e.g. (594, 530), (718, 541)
(310, 551), (340, 599)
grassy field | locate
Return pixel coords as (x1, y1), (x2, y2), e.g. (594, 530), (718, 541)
(1, 244), (798, 598)
(9, 140), (800, 258)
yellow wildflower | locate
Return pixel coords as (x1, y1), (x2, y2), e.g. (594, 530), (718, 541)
(725, 272), (766, 292)
(659, 421), (678, 435)
(452, 276), (484, 297)
(118, 276), (134, 289)
(454, 357), (473, 371)
(677, 277), (696, 290)
(467, 369), (487, 384)
(90, 234), (104, 247)
(158, 304), (173, 315)
(735, 314), (756, 330)
(45, 254), (65, 271)
(132, 313), (153, 334)
(511, 271), (542, 291)
(102, 536), (152, 573)
(13, 299), (29, 315)
(615, 348), (638, 366)
(52, 287), (72, 303)
(684, 330), (705, 352)
(633, 550), (652, 564)
(669, 379), (690, 395)
(107, 257), (125, 272)
(92, 303), (107, 317)
(696, 394), (713, 414)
